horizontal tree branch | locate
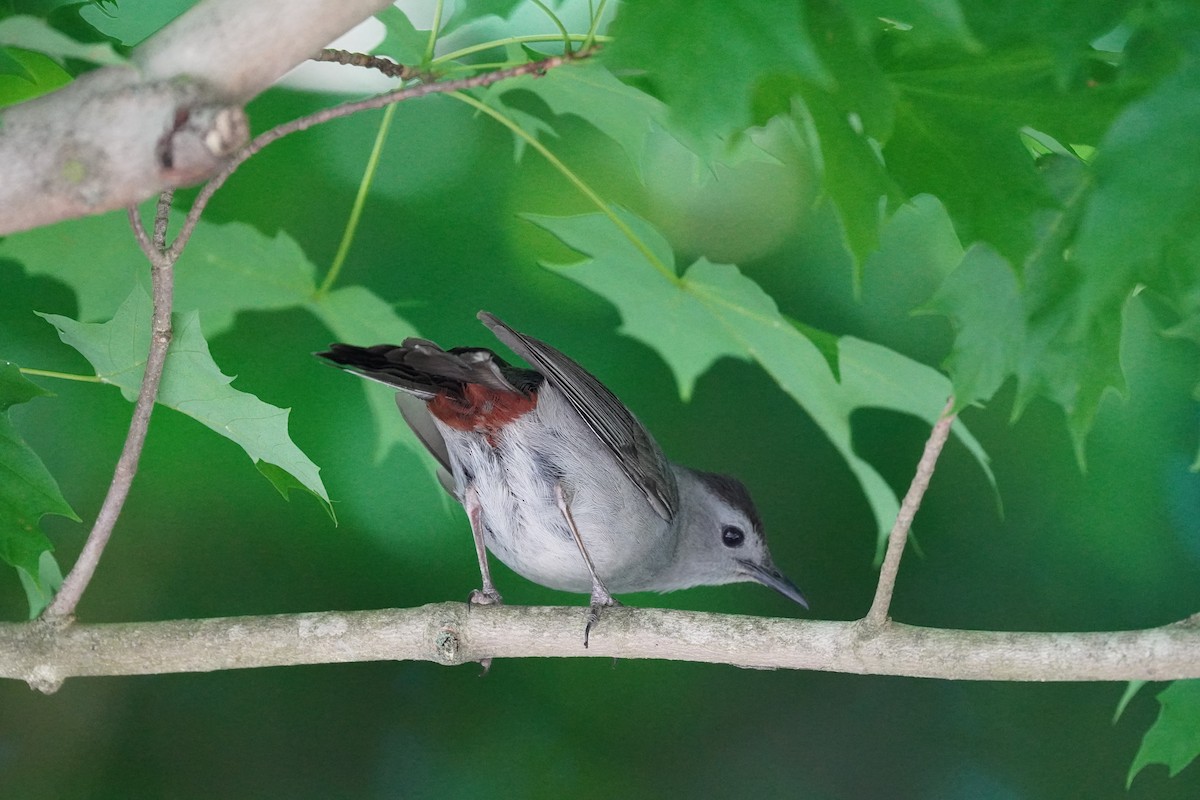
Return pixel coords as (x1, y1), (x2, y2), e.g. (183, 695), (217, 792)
(0, 0), (393, 234)
(4, 604), (1199, 693)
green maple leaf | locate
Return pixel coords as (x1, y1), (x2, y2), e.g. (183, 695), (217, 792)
(487, 60), (668, 176)
(0, 213), (318, 335)
(1073, 60), (1200, 325)
(0, 363), (76, 617)
(1129, 680), (1200, 786)
(373, 6), (427, 65)
(920, 243), (1023, 409)
(442, 0), (529, 34)
(526, 208), (993, 549)
(41, 287), (333, 519)
(605, 0), (829, 147)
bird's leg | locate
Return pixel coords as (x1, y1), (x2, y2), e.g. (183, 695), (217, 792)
(553, 482), (618, 647)
(464, 484), (502, 606)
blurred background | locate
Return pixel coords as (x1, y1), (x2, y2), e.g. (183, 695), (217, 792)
(2, 3), (1200, 798)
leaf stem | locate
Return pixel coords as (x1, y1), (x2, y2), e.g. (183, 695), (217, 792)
(43, 199), (177, 620)
(432, 34), (608, 67)
(864, 396), (957, 627)
(423, 0), (444, 66)
(317, 102), (397, 298)
(449, 90), (677, 282)
(17, 368), (103, 384)
(529, 0), (573, 51)
(439, 61), (516, 74)
(584, 0), (610, 50)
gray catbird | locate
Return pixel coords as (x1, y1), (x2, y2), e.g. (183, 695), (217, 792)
(317, 311), (806, 643)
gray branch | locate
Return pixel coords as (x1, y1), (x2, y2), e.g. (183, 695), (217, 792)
(0, 0), (394, 235)
(5, 604), (1200, 693)
(866, 397), (956, 626)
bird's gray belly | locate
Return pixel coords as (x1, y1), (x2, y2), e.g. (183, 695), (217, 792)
(438, 415), (671, 595)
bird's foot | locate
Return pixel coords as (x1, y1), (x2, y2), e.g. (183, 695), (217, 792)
(468, 586), (503, 606)
(467, 589), (502, 675)
(583, 589), (620, 649)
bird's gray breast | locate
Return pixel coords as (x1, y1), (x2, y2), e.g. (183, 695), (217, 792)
(435, 387), (674, 594)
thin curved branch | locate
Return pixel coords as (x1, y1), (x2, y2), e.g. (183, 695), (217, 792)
(6, 604), (1200, 694)
(865, 397), (957, 626)
(42, 198), (178, 620)
(313, 49), (418, 79)
(168, 49), (593, 258)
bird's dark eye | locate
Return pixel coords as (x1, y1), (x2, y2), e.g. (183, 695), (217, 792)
(721, 525), (745, 548)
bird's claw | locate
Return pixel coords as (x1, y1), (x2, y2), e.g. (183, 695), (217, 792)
(582, 592), (620, 648)
(468, 587), (503, 606)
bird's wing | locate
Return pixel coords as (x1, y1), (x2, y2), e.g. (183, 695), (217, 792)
(478, 311), (678, 521)
(393, 392), (456, 496)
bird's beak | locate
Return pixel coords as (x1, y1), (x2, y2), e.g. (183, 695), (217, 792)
(738, 559), (809, 610)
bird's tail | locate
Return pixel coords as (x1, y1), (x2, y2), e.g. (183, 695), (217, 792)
(315, 339), (537, 399)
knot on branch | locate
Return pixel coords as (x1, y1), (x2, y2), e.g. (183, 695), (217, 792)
(26, 664), (63, 695)
(434, 624), (462, 665)
(0, 67), (254, 234)
(854, 615), (892, 639)
(21, 662), (62, 695)
(156, 102), (249, 183)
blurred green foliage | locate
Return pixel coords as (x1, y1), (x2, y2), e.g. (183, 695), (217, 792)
(1, 0), (1199, 798)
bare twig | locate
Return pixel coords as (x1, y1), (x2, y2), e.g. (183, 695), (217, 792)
(865, 397), (958, 627)
(152, 191), (173, 251)
(313, 48), (418, 79)
(7, 603), (1200, 693)
(168, 50), (592, 258)
(42, 199), (178, 619)
(129, 203), (155, 258)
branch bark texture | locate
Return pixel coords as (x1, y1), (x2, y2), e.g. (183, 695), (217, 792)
(0, 0), (393, 234)
(5, 605), (1200, 694)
